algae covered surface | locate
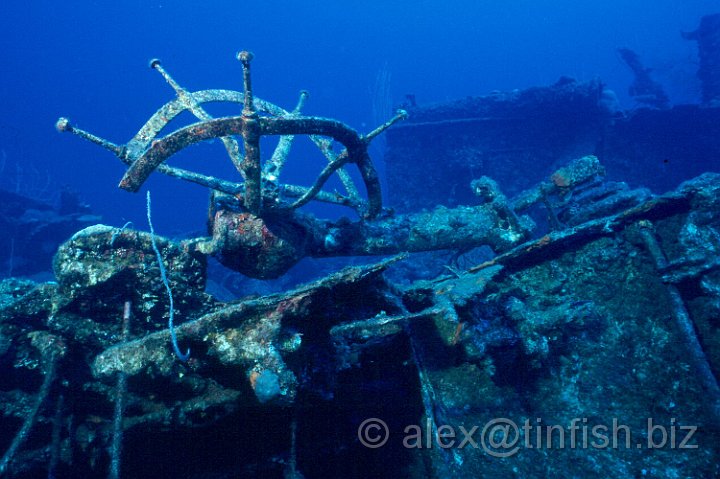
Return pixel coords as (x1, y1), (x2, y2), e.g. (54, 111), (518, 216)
(2, 9), (720, 475)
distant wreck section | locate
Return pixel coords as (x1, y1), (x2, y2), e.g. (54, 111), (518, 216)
(386, 13), (720, 214)
(0, 188), (99, 278)
(386, 78), (720, 212)
(684, 13), (720, 105)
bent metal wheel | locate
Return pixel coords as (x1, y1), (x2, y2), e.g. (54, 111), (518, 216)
(57, 51), (407, 220)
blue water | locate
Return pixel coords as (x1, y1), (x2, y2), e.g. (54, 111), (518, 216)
(0, 0), (715, 234)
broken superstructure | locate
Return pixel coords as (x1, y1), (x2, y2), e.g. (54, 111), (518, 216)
(56, 52), (535, 279)
(0, 46), (718, 477)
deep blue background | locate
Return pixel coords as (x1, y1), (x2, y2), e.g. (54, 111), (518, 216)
(0, 1), (716, 235)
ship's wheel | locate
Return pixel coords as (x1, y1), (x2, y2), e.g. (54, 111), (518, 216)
(57, 51), (406, 219)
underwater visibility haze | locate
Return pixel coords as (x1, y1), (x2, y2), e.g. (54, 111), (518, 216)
(1, 1), (720, 478)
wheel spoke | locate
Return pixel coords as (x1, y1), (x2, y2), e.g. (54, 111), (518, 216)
(57, 53), (407, 220)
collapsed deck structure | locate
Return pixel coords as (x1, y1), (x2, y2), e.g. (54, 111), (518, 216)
(1, 44), (719, 478)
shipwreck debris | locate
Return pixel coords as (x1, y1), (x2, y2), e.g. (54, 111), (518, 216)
(0, 187), (99, 279)
(57, 53), (537, 279)
(20, 48), (719, 477)
(639, 220), (720, 426)
(1, 163), (720, 476)
(617, 47), (670, 109)
(684, 13), (720, 106)
(386, 79), (720, 212)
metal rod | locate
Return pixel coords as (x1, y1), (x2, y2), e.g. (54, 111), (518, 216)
(55, 118), (123, 156)
(150, 59), (246, 178)
(638, 221), (720, 426)
(237, 51), (262, 213)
